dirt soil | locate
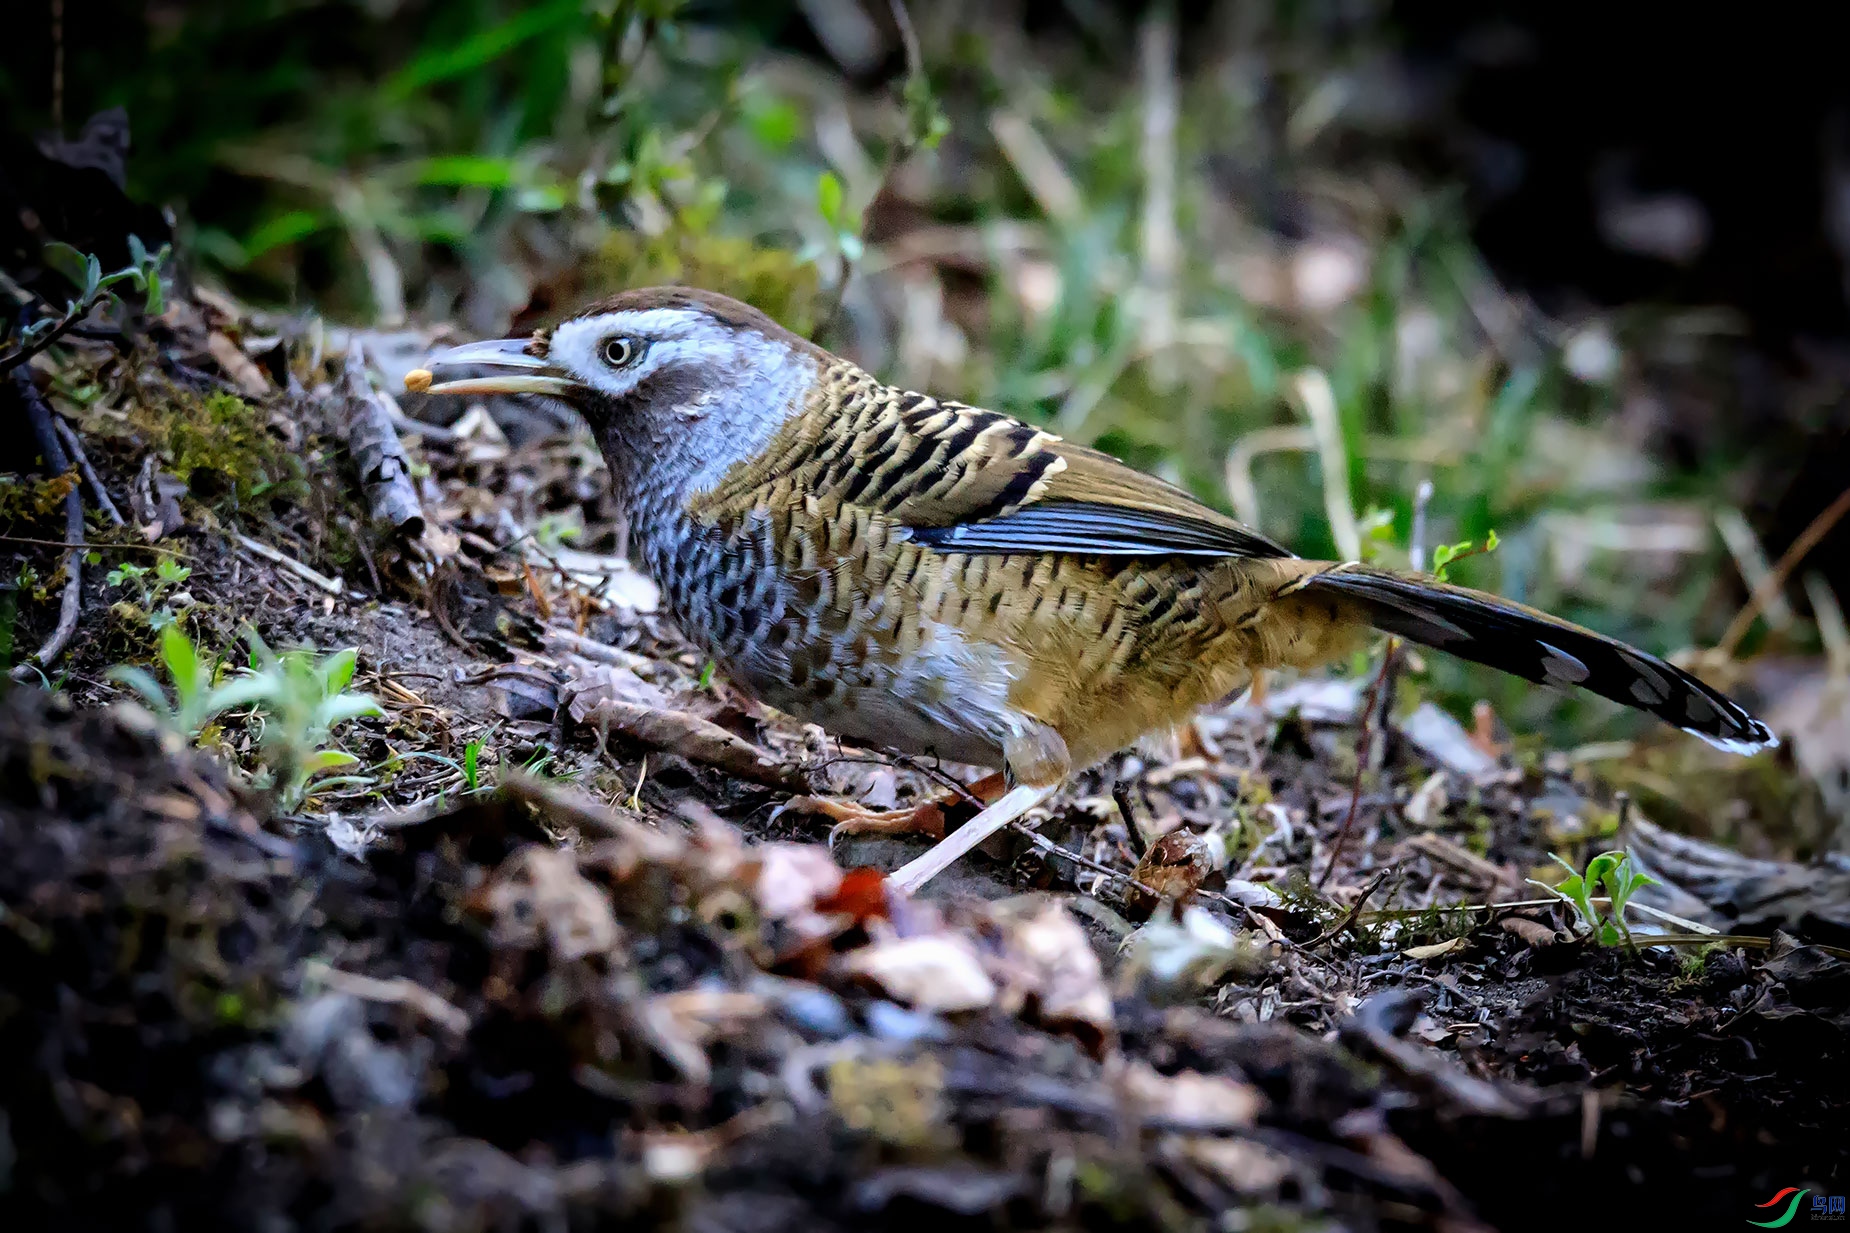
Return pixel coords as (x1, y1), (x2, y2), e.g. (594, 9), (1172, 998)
(2, 293), (1848, 1232)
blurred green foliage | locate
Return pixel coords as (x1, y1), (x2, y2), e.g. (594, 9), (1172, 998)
(7, 0), (1792, 748)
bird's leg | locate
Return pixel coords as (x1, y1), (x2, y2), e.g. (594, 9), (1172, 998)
(885, 782), (1058, 896)
(886, 723), (1069, 895)
(789, 771), (1008, 844)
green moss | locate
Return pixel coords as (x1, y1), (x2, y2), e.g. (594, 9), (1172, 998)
(132, 390), (305, 509)
(592, 231), (822, 337)
(0, 472), (79, 523)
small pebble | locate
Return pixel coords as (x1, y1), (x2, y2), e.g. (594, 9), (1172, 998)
(403, 367), (434, 393)
(863, 1000), (948, 1043)
(778, 987), (853, 1039)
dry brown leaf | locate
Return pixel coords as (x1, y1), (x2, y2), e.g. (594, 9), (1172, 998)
(1402, 936), (1467, 961)
(1128, 828), (1215, 917)
(206, 330), (272, 398)
(581, 698), (807, 793)
(990, 899), (1114, 1046)
(1499, 915), (1558, 948)
(749, 843), (845, 920)
(481, 845), (621, 962)
(844, 931), (997, 1012)
(1118, 1059), (1263, 1130)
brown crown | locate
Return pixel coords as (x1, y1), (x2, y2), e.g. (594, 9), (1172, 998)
(567, 286), (830, 361)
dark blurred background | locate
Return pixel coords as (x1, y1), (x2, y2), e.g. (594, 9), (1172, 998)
(4, 0), (1847, 812)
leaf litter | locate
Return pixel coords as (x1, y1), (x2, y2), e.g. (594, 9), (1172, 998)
(1, 285), (1847, 1232)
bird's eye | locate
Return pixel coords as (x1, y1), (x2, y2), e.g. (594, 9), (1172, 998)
(602, 337), (642, 368)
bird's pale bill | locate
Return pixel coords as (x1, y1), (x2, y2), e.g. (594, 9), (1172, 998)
(414, 338), (582, 399)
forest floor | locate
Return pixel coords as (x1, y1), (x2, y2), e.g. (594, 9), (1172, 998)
(2, 288), (1848, 1232)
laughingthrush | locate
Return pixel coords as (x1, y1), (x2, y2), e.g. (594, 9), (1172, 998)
(417, 287), (1774, 893)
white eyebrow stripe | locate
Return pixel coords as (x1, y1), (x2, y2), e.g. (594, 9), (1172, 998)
(590, 307), (709, 336)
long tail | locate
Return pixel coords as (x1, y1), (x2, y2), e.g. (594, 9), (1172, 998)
(1294, 565), (1775, 753)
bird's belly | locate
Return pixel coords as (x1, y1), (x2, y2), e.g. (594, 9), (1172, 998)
(646, 526), (1025, 768)
(739, 618), (1022, 771)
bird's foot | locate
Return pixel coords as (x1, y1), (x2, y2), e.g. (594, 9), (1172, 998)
(790, 797), (948, 844)
(787, 772), (1008, 847)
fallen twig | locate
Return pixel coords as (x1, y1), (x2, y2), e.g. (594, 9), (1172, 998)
(9, 369), (84, 682)
(1009, 820), (1167, 902)
(1341, 990), (1535, 1118)
(304, 959), (470, 1036)
(1398, 831), (1515, 889)
(52, 417), (123, 524)
(340, 344), (425, 538)
(582, 698), (809, 793)
(0, 534), (190, 556)
(234, 531), (345, 596)
(1716, 483), (1850, 658)
(1315, 637), (1398, 891)
(544, 625), (660, 674)
(1306, 869), (1392, 948)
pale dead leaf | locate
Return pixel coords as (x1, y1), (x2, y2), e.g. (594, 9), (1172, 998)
(1119, 1059), (1263, 1130)
(1170, 1136), (1295, 1194)
(206, 330), (272, 398)
(750, 843), (844, 920)
(1404, 770), (1450, 827)
(845, 932), (997, 1012)
(563, 663), (671, 723)
(637, 990), (768, 1084)
(483, 846), (620, 962)
(991, 899), (1113, 1043)
(1402, 936), (1467, 961)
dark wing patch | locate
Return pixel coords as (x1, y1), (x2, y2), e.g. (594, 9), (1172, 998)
(906, 499), (1294, 559)
(1304, 568), (1775, 753)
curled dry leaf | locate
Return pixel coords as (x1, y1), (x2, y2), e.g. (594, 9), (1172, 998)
(1118, 1058), (1264, 1130)
(750, 842), (844, 920)
(636, 989), (770, 1085)
(1122, 904), (1261, 993)
(481, 845), (621, 962)
(844, 931), (997, 1013)
(206, 330), (273, 398)
(340, 347), (425, 537)
(1499, 915), (1559, 948)
(815, 867), (890, 923)
(1128, 827), (1216, 918)
(1402, 936), (1467, 961)
(580, 698), (808, 793)
(990, 899), (1114, 1047)
(563, 663), (671, 721)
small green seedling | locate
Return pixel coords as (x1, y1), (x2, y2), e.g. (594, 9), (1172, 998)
(1430, 530), (1499, 582)
(110, 623), (254, 736)
(107, 557), (193, 629)
(111, 626), (381, 808)
(815, 170), (864, 264)
(238, 630), (383, 808)
(1531, 848), (1659, 951)
(463, 737), (484, 792)
(5, 237), (170, 372)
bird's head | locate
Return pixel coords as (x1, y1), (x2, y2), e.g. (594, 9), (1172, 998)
(417, 287), (827, 502)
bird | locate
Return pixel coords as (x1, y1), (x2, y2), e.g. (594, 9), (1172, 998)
(414, 286), (1776, 895)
